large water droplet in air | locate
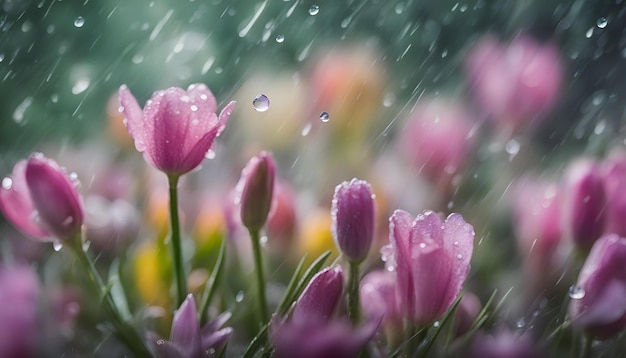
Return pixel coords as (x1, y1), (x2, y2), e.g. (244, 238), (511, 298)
(275, 34), (285, 43)
(568, 285), (585, 300)
(319, 111), (330, 122)
(596, 17), (608, 29)
(309, 5), (320, 15)
(74, 16), (85, 28)
(252, 94), (270, 112)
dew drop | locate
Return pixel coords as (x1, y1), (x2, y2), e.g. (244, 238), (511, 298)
(53, 240), (63, 252)
(309, 5), (320, 15)
(433, 321), (440, 328)
(82, 240), (91, 251)
(585, 27), (594, 38)
(72, 78), (90, 95)
(319, 111), (330, 122)
(569, 285), (585, 299)
(236, 291), (245, 302)
(74, 16), (85, 28)
(516, 317), (526, 328)
(205, 149), (216, 159)
(260, 235), (268, 246)
(252, 94), (270, 112)
(301, 123), (312, 136)
(190, 105), (198, 112)
(456, 254), (463, 260)
(2, 177), (13, 190)
(596, 17), (608, 28)
(419, 243), (426, 249)
(156, 339), (166, 345)
(505, 139), (520, 160)
(275, 34), (285, 43)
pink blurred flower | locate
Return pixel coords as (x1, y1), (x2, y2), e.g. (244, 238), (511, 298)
(271, 267), (378, 358)
(511, 178), (563, 294)
(569, 234), (626, 339)
(602, 151), (626, 237)
(236, 151), (276, 232)
(266, 180), (298, 253)
(0, 265), (40, 357)
(465, 34), (563, 134)
(331, 178), (376, 263)
(563, 159), (606, 251)
(119, 84), (235, 177)
(455, 292), (482, 337)
(468, 328), (542, 358)
(0, 154), (84, 241)
(399, 98), (477, 182)
(382, 210), (474, 324)
(360, 270), (402, 333)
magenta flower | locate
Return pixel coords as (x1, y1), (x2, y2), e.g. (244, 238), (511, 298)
(382, 210), (474, 324)
(149, 294), (232, 357)
(569, 234), (626, 339)
(0, 265), (39, 358)
(602, 151), (626, 237)
(399, 98), (476, 181)
(0, 154), (84, 241)
(291, 266), (344, 324)
(271, 266), (378, 357)
(331, 178), (376, 263)
(563, 159), (606, 251)
(360, 270), (402, 333)
(119, 84), (235, 176)
(236, 151), (276, 232)
(468, 328), (542, 358)
(465, 34), (563, 134)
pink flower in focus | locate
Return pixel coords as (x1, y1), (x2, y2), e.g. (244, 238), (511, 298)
(399, 98), (476, 182)
(0, 154), (84, 241)
(119, 84), (235, 177)
(382, 210), (474, 324)
(569, 234), (626, 339)
(465, 34), (563, 134)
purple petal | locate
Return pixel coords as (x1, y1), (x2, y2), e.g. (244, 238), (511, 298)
(441, 213), (474, 310)
(292, 266), (343, 324)
(25, 155), (84, 240)
(148, 332), (184, 358)
(388, 209), (415, 319)
(200, 327), (232, 355)
(0, 161), (50, 239)
(170, 294), (201, 356)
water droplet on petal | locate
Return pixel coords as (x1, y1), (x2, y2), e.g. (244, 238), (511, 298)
(596, 17), (608, 28)
(82, 240), (91, 251)
(309, 5), (320, 15)
(433, 321), (440, 328)
(456, 254), (463, 260)
(156, 339), (166, 345)
(275, 34), (285, 43)
(205, 149), (216, 159)
(74, 16), (85, 28)
(252, 94), (270, 112)
(2, 177), (13, 190)
(236, 291), (245, 302)
(516, 317), (526, 328)
(319, 111), (330, 122)
(569, 285), (585, 299)
(505, 139), (520, 160)
(53, 240), (63, 252)
(190, 105), (198, 112)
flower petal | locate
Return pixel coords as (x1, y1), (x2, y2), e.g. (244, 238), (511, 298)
(388, 209), (416, 318)
(0, 161), (50, 239)
(119, 85), (147, 153)
(170, 294), (201, 356)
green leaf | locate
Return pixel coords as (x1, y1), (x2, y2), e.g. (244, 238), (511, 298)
(242, 323), (269, 358)
(275, 254), (308, 316)
(418, 293), (464, 357)
(199, 239), (227, 326)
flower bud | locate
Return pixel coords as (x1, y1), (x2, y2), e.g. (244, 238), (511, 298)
(563, 159), (606, 251)
(292, 266), (343, 324)
(237, 152), (276, 232)
(331, 178), (376, 263)
(0, 154), (84, 241)
(569, 234), (626, 339)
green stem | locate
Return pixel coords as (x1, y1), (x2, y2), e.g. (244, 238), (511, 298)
(68, 235), (152, 357)
(348, 260), (361, 324)
(168, 175), (187, 307)
(249, 228), (268, 324)
(580, 334), (593, 358)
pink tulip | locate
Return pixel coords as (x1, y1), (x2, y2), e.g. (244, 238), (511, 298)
(465, 34), (563, 134)
(360, 270), (402, 332)
(399, 98), (476, 181)
(266, 181), (298, 252)
(118, 84), (235, 176)
(236, 152), (276, 232)
(382, 210), (474, 324)
(563, 159), (606, 251)
(602, 151), (626, 237)
(0, 154), (84, 241)
(569, 234), (626, 339)
(291, 266), (344, 324)
(331, 178), (376, 263)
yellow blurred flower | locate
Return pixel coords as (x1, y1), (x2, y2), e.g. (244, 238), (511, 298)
(297, 209), (338, 264)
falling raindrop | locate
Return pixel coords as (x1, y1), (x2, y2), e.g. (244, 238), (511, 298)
(74, 16), (85, 28)
(319, 111), (330, 122)
(596, 17), (608, 28)
(275, 34), (285, 43)
(72, 79), (90, 95)
(236, 291), (245, 302)
(82, 240), (91, 251)
(585, 27), (594, 38)
(252, 94), (270, 112)
(13, 97), (33, 124)
(205, 149), (216, 159)
(53, 240), (63, 252)
(309, 5), (320, 15)
(1, 177), (12, 190)
(568, 285), (585, 299)
(301, 122), (312, 136)
(516, 317), (526, 328)
(505, 139), (520, 160)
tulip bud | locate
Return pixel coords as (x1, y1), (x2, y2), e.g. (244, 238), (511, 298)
(563, 159), (606, 251)
(0, 154), (84, 242)
(569, 234), (626, 339)
(292, 266), (343, 324)
(237, 152), (276, 232)
(331, 178), (376, 263)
